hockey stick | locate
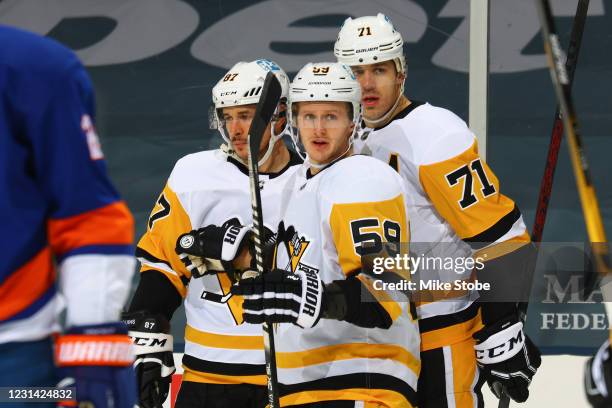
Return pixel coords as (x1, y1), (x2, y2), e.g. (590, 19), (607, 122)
(497, 2), (590, 406)
(531, 0), (589, 244)
(536, 0), (610, 271)
(246, 71), (283, 408)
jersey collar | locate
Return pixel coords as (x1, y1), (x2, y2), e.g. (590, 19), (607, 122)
(371, 100), (425, 131)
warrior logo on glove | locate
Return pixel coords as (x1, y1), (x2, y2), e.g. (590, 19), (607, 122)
(223, 225), (244, 245)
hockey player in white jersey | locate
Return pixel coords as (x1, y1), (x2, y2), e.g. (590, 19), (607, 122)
(191, 62), (421, 407)
(335, 13), (541, 407)
(123, 59), (301, 408)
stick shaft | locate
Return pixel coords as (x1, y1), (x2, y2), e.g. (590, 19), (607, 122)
(537, 0), (611, 283)
(246, 72), (282, 407)
(499, 2), (591, 406)
(531, 0), (589, 243)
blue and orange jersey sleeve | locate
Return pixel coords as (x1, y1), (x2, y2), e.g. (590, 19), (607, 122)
(26, 55), (134, 259)
(0, 27), (134, 326)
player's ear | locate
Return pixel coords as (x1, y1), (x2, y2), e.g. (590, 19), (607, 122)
(396, 69), (405, 83)
(347, 121), (355, 135)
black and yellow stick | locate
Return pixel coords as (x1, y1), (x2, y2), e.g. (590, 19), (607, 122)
(535, 0), (610, 273)
(498, 1), (593, 406)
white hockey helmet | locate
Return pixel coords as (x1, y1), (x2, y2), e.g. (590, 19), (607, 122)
(334, 13), (406, 75)
(210, 59), (290, 166)
(288, 62), (362, 164)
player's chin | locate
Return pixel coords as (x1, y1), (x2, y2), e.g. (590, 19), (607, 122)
(363, 107), (384, 121)
(305, 141), (332, 163)
(235, 151), (250, 162)
(232, 142), (248, 156)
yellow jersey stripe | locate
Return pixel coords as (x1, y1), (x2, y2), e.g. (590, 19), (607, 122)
(278, 388), (414, 408)
(183, 370), (266, 386)
(185, 324), (263, 350)
(276, 342), (420, 374)
(420, 311), (483, 351)
(473, 231), (531, 262)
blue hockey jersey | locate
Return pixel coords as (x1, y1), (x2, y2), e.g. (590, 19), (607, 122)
(0, 25), (135, 342)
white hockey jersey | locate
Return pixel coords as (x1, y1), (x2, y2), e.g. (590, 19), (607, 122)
(272, 155), (420, 407)
(136, 149), (301, 385)
(355, 101), (530, 351)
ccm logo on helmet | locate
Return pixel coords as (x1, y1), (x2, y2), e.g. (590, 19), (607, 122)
(477, 330), (524, 360)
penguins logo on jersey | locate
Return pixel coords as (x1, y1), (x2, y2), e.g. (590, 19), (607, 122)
(276, 221), (312, 274)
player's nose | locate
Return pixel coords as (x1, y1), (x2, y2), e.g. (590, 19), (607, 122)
(360, 70), (375, 91)
(228, 119), (242, 136)
(311, 118), (322, 131)
(313, 121), (326, 136)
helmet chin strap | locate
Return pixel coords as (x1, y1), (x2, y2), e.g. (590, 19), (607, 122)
(256, 120), (283, 166)
(221, 117), (285, 167)
(363, 74), (406, 128)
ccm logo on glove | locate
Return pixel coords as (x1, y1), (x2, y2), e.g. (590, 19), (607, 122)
(129, 332), (173, 355)
(475, 322), (524, 364)
(130, 333), (171, 349)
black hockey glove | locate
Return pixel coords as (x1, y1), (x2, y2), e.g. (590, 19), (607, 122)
(231, 268), (324, 329)
(585, 340), (612, 407)
(122, 311), (175, 408)
(175, 222), (251, 278)
(473, 315), (541, 403)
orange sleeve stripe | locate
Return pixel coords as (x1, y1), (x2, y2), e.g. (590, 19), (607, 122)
(48, 201), (134, 256)
(0, 247), (55, 320)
